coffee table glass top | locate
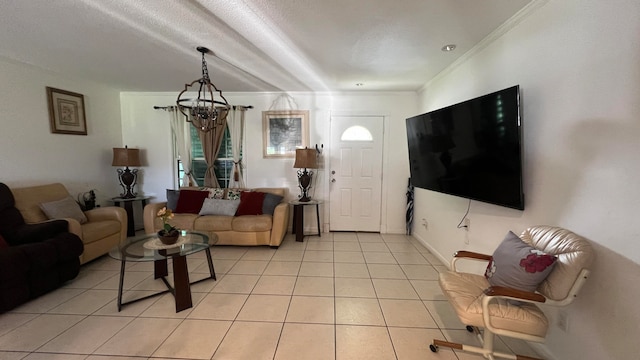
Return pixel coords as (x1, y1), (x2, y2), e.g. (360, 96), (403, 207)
(109, 231), (216, 262)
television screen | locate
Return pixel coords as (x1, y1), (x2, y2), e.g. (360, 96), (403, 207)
(406, 85), (524, 210)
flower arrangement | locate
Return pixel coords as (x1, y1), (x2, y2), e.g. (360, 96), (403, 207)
(157, 207), (179, 236)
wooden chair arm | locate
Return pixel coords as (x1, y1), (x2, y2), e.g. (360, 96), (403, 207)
(451, 250), (492, 271)
(454, 251), (493, 261)
(483, 286), (546, 303)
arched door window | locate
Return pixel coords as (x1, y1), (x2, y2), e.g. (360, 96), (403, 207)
(341, 125), (373, 141)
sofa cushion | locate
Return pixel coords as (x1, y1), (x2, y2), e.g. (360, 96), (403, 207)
(166, 189), (180, 211)
(232, 215), (272, 232)
(262, 193), (284, 215)
(226, 189), (242, 200)
(175, 190), (209, 214)
(199, 198), (240, 216)
(12, 183), (72, 223)
(194, 215), (234, 232)
(39, 196), (88, 224)
(200, 187), (226, 199)
(236, 191), (265, 216)
(485, 231), (558, 292)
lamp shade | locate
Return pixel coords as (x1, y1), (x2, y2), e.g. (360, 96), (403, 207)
(293, 148), (317, 169)
(112, 147), (141, 167)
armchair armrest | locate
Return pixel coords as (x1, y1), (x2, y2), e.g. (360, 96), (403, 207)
(85, 206), (127, 223)
(11, 220), (68, 245)
(483, 286), (546, 303)
(270, 202), (290, 247)
(451, 250), (492, 271)
(144, 202), (167, 234)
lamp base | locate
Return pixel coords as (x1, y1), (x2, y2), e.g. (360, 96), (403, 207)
(297, 168), (313, 202)
(117, 167), (139, 199)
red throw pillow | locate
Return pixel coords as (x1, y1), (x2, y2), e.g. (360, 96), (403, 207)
(0, 234), (8, 249)
(235, 191), (266, 216)
(174, 190), (209, 214)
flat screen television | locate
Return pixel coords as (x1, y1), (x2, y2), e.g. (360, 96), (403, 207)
(406, 85), (524, 210)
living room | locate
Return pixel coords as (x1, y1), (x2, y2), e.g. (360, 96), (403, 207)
(1, 0), (638, 359)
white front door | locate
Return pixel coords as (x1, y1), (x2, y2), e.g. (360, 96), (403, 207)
(329, 116), (384, 232)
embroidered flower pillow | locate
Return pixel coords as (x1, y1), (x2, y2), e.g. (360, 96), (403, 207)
(485, 231), (557, 292)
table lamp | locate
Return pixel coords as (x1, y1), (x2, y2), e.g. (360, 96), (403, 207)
(293, 148), (318, 202)
(112, 146), (142, 199)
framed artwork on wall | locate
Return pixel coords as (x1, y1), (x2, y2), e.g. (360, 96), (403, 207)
(46, 87), (87, 135)
(262, 110), (309, 158)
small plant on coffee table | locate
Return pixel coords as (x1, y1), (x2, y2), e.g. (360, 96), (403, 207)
(157, 207), (179, 244)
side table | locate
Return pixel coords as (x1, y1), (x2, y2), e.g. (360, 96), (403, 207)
(111, 196), (152, 237)
(289, 199), (322, 242)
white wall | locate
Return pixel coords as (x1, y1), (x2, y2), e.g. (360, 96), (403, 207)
(413, 0), (640, 359)
(120, 91), (417, 234)
(0, 57), (124, 204)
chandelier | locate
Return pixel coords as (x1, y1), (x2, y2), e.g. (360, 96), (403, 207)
(177, 46), (231, 132)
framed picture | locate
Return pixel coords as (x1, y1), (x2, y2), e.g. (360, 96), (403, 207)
(262, 110), (309, 158)
(46, 87), (87, 135)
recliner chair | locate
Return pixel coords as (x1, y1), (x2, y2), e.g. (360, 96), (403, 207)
(430, 226), (595, 360)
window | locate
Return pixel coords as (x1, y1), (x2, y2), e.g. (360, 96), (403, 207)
(177, 125), (235, 188)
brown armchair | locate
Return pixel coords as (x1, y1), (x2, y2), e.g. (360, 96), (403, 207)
(10, 183), (127, 264)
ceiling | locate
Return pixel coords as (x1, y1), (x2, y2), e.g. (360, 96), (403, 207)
(0, 0), (532, 92)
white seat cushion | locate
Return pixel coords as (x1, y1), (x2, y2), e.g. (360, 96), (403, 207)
(439, 271), (549, 337)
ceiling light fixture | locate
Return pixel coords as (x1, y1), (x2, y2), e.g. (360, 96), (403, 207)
(177, 46), (231, 133)
(441, 44), (457, 52)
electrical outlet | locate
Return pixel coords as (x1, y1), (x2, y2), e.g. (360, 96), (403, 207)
(464, 218), (470, 231)
(421, 218), (428, 230)
(557, 310), (569, 332)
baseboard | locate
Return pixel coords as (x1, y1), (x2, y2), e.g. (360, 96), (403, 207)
(528, 343), (558, 360)
(410, 233), (451, 268)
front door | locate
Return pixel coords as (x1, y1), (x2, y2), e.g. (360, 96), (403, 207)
(329, 116), (384, 232)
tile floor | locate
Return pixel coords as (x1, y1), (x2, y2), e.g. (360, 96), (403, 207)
(0, 232), (541, 360)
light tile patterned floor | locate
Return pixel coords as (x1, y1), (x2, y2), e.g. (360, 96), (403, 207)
(0, 232), (541, 359)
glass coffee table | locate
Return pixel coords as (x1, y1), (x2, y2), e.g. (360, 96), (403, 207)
(108, 231), (217, 313)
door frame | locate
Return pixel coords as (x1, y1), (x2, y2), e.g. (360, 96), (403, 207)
(327, 112), (390, 233)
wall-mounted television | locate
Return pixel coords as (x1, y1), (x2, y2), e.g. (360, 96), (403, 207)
(406, 85), (524, 210)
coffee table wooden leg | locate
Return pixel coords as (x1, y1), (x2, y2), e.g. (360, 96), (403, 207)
(154, 258), (168, 279)
(117, 258), (126, 312)
(205, 247), (217, 280)
(172, 255), (192, 312)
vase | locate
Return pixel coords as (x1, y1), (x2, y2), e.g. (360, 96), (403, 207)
(157, 230), (179, 245)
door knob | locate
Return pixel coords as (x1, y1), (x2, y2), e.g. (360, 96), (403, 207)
(331, 179), (336, 183)
(331, 170), (336, 175)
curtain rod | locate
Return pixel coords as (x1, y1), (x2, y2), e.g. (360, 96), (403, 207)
(153, 105), (253, 110)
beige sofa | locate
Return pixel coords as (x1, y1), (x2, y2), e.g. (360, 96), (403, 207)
(143, 188), (289, 248)
(11, 183), (127, 264)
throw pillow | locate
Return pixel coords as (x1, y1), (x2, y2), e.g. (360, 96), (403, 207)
(39, 196), (88, 224)
(174, 190), (209, 214)
(200, 187), (225, 199)
(261, 193), (284, 215)
(226, 188), (243, 200)
(0, 234), (8, 249)
(235, 191), (266, 216)
(485, 231), (558, 293)
(199, 198), (241, 216)
(166, 189), (180, 211)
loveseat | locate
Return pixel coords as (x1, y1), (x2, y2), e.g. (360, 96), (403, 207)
(144, 187), (289, 248)
(10, 183), (127, 264)
(0, 183), (84, 312)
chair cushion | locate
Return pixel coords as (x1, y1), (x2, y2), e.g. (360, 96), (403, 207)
(39, 196), (88, 224)
(439, 271), (549, 337)
(232, 215), (272, 232)
(200, 187), (226, 199)
(485, 231), (557, 293)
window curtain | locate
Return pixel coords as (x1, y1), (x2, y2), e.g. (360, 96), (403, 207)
(196, 108), (228, 187)
(169, 108), (198, 187)
(227, 107), (246, 188)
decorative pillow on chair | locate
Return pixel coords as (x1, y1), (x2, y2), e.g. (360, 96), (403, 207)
(166, 189), (180, 211)
(235, 191), (266, 216)
(485, 231), (557, 293)
(261, 193), (284, 215)
(199, 198), (241, 216)
(174, 190), (209, 214)
(39, 196), (88, 224)
(200, 187), (226, 199)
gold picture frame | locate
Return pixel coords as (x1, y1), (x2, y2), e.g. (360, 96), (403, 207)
(46, 87), (87, 135)
(262, 110), (309, 158)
